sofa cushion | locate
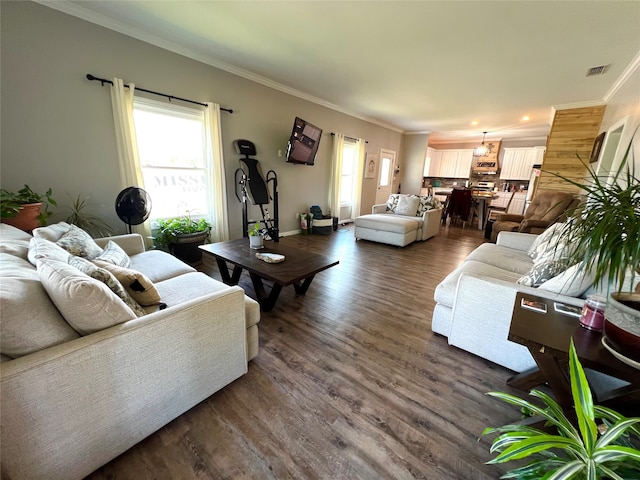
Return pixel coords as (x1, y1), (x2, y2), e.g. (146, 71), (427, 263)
(354, 213), (420, 234)
(37, 257), (137, 335)
(464, 243), (533, 275)
(56, 224), (104, 260)
(68, 256), (146, 317)
(386, 194), (401, 213)
(28, 237), (71, 265)
(516, 259), (570, 287)
(129, 250), (196, 283)
(434, 260), (522, 308)
(0, 224), (32, 260)
(154, 272), (260, 328)
(94, 240), (132, 268)
(94, 260), (162, 306)
(395, 195), (420, 216)
(417, 196), (442, 216)
(0, 253), (80, 358)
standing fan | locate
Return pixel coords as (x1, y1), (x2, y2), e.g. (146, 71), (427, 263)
(115, 187), (151, 233)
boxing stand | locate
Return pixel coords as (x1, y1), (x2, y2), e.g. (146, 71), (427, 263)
(234, 139), (279, 242)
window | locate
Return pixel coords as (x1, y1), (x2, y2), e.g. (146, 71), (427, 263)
(339, 139), (357, 205)
(133, 98), (211, 222)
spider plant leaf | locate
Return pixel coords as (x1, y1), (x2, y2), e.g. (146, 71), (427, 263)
(596, 418), (640, 448)
(499, 458), (566, 479)
(592, 444), (640, 463)
(528, 389), (580, 441)
(487, 435), (583, 464)
(569, 340), (597, 451)
(544, 459), (585, 480)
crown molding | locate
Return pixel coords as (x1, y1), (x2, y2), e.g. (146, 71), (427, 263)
(34, 0), (404, 134)
(603, 49), (640, 103)
(552, 100), (607, 111)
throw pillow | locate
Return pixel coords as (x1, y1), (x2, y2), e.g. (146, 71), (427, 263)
(538, 261), (595, 296)
(386, 194), (401, 213)
(32, 221), (72, 242)
(527, 222), (564, 261)
(0, 253), (80, 358)
(37, 257), (137, 335)
(416, 195), (441, 216)
(27, 237), (71, 266)
(516, 259), (570, 287)
(94, 240), (131, 268)
(93, 260), (162, 306)
(68, 256), (145, 317)
(395, 195), (420, 216)
(56, 224), (103, 260)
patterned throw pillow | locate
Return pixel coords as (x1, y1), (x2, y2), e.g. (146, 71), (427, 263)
(386, 194), (401, 213)
(516, 259), (570, 287)
(93, 260), (161, 306)
(94, 241), (131, 268)
(416, 195), (442, 216)
(56, 225), (103, 260)
(68, 256), (145, 317)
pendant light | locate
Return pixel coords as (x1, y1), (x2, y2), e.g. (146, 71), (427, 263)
(474, 132), (493, 157)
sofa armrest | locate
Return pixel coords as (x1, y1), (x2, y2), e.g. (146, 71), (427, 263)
(448, 273), (585, 372)
(372, 203), (388, 214)
(95, 233), (146, 255)
(495, 231), (538, 251)
(518, 219), (552, 233)
(418, 208), (443, 241)
(1, 286), (248, 480)
(496, 213), (524, 223)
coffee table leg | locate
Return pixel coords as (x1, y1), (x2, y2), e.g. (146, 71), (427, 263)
(293, 275), (315, 295)
(216, 258), (243, 285)
(249, 273), (283, 312)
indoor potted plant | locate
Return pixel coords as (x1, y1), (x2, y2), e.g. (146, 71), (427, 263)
(248, 222), (264, 249)
(153, 212), (211, 266)
(481, 340), (640, 479)
(62, 193), (114, 238)
(0, 184), (57, 232)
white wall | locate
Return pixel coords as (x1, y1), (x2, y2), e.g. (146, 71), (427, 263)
(0, 1), (403, 237)
(400, 133), (429, 195)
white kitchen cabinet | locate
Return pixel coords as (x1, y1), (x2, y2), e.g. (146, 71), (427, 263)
(439, 150), (458, 178)
(454, 149), (474, 178)
(424, 149), (443, 176)
(489, 193), (508, 208)
(508, 193), (527, 215)
(500, 147), (545, 180)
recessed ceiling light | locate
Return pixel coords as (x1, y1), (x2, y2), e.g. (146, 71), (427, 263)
(471, 120), (479, 126)
(521, 115), (530, 122)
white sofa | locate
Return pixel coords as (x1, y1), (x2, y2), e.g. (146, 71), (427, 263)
(0, 222), (260, 480)
(354, 194), (442, 247)
(431, 227), (601, 373)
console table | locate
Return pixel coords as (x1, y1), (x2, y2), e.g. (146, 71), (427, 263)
(507, 292), (639, 415)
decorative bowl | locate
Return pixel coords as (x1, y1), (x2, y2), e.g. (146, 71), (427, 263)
(603, 292), (640, 363)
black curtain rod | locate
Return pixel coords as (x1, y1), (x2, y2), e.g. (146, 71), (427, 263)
(330, 132), (368, 143)
(86, 74), (233, 113)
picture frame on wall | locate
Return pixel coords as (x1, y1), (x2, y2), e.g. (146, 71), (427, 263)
(364, 153), (378, 179)
(589, 132), (606, 163)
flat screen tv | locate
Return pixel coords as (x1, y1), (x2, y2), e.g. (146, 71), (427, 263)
(285, 117), (322, 166)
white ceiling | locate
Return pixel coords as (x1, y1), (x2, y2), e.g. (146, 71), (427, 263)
(42, 1), (640, 142)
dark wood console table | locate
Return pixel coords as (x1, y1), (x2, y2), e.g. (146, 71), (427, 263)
(508, 292), (640, 415)
(200, 238), (338, 312)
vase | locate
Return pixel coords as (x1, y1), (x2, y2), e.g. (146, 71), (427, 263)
(249, 235), (263, 249)
(1, 203), (42, 233)
(603, 292), (640, 363)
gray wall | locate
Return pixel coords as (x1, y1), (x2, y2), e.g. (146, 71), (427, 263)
(1, 1), (403, 237)
(399, 133), (429, 195)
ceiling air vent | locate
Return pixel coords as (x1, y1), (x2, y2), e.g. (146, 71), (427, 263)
(586, 64), (610, 77)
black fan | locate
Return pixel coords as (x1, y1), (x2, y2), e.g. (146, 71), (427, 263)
(115, 187), (151, 233)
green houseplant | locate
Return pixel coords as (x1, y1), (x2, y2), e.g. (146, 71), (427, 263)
(481, 340), (640, 479)
(1, 184), (57, 231)
(248, 222), (264, 249)
(63, 194), (114, 238)
(153, 213), (211, 266)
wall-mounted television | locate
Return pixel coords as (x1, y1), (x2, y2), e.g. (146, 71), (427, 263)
(285, 117), (322, 166)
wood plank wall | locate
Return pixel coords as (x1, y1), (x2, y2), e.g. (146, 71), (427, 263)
(537, 105), (605, 192)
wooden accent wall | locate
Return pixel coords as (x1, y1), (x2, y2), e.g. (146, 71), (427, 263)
(537, 105), (605, 192)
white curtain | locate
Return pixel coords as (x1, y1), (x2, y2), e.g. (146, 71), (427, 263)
(110, 78), (151, 240)
(204, 102), (229, 242)
(329, 133), (345, 217)
(353, 138), (366, 218)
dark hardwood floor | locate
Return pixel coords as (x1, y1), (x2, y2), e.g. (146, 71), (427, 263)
(87, 223), (525, 479)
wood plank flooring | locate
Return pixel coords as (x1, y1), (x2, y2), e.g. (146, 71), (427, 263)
(87, 224), (524, 479)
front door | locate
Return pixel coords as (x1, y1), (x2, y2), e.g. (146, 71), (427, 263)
(375, 149), (396, 204)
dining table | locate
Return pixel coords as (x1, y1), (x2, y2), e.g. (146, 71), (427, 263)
(437, 189), (495, 230)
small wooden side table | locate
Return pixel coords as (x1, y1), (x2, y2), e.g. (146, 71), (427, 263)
(507, 292), (640, 415)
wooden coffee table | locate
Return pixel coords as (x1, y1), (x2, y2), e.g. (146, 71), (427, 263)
(200, 238), (339, 311)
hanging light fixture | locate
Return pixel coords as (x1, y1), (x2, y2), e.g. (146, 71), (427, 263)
(474, 132), (493, 157)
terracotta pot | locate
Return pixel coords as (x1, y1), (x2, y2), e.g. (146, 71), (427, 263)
(604, 292), (640, 362)
(1, 203), (42, 233)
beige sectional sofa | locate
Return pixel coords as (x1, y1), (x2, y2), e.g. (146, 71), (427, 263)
(354, 193), (442, 247)
(0, 222), (259, 480)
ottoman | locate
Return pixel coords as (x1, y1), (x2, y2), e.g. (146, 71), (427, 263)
(354, 213), (420, 247)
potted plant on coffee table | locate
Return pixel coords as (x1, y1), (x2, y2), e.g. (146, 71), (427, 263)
(1, 184), (57, 232)
(248, 222), (264, 249)
(153, 212), (212, 266)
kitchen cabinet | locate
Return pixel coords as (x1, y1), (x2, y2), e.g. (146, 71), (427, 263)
(500, 147), (545, 180)
(424, 148), (474, 178)
(454, 149), (474, 178)
(509, 193), (527, 215)
(423, 148), (442, 177)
